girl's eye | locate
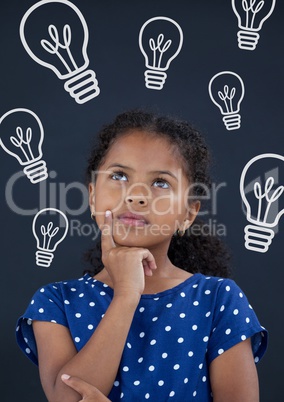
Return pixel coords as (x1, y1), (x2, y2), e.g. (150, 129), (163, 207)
(153, 179), (170, 189)
(110, 172), (128, 181)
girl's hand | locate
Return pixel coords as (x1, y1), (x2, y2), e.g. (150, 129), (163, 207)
(101, 210), (157, 297)
(61, 374), (111, 401)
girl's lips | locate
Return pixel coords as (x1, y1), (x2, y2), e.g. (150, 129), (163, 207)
(117, 212), (149, 227)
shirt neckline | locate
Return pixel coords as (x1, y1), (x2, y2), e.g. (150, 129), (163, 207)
(84, 272), (203, 299)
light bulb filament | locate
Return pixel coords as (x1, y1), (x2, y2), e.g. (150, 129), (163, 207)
(242, 0), (265, 29)
(254, 177), (284, 223)
(41, 221), (59, 250)
(149, 34), (172, 68)
(10, 126), (35, 162)
(41, 24), (78, 73)
(218, 85), (236, 113)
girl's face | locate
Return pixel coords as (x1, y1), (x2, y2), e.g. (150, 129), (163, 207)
(89, 130), (200, 249)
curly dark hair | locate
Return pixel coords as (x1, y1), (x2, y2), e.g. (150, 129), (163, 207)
(84, 109), (231, 278)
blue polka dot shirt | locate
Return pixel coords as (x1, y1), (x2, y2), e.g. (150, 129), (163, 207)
(16, 273), (267, 401)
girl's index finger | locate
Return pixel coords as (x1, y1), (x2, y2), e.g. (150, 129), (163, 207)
(101, 210), (116, 252)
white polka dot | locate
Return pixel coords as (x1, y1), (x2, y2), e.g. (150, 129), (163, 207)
(51, 320), (57, 323)
(139, 332), (145, 338)
(246, 317), (250, 323)
(127, 342), (132, 348)
(88, 324), (93, 330)
(184, 378), (188, 383)
(202, 376), (207, 382)
(192, 284), (198, 288)
(25, 348), (31, 354)
(79, 293), (84, 297)
(145, 394), (150, 399)
(150, 339), (156, 345)
(249, 304), (253, 309)
(173, 364), (180, 370)
(239, 292), (243, 298)
(158, 380), (164, 386)
(75, 337), (80, 343)
(241, 335), (247, 341)
(178, 337), (184, 343)
(199, 363), (203, 369)
(180, 292), (186, 297)
(192, 325), (198, 330)
(138, 357), (143, 363)
(205, 290), (211, 295)
(165, 326), (171, 331)
(162, 353), (168, 358)
(188, 351), (194, 357)
(205, 311), (211, 317)
(193, 391), (197, 397)
(169, 391), (175, 397)
(122, 366), (129, 372)
(40, 288), (45, 293)
(225, 328), (231, 335)
(24, 337), (28, 343)
(31, 300), (34, 305)
(64, 300), (70, 304)
(218, 349), (224, 355)
(39, 308), (44, 313)
(226, 286), (231, 291)
(180, 313), (186, 318)
(193, 301), (199, 306)
(139, 307), (145, 313)
(203, 336), (209, 342)
(149, 365), (155, 371)
(166, 303), (172, 308)
(134, 380), (140, 386)
(233, 309), (239, 315)
(89, 302), (95, 307)
(152, 316), (158, 321)
(255, 356), (259, 363)
(154, 297), (159, 301)
(75, 313), (81, 318)
(71, 287), (76, 292)
(114, 381), (119, 387)
(220, 305), (225, 312)
(120, 392), (124, 398)
(100, 291), (106, 296)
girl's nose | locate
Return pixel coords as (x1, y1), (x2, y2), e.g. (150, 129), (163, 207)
(125, 195), (148, 206)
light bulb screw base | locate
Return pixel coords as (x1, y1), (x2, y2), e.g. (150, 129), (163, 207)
(222, 114), (241, 131)
(144, 69), (167, 90)
(244, 224), (274, 253)
(237, 30), (260, 51)
(23, 160), (48, 184)
(36, 250), (54, 267)
(64, 69), (100, 104)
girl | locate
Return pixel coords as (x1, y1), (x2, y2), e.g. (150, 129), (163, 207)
(16, 110), (267, 402)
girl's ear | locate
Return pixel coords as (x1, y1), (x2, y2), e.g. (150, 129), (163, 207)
(89, 183), (95, 211)
(185, 201), (200, 229)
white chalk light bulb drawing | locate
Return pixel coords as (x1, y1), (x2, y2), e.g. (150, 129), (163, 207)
(139, 16), (183, 90)
(231, 0), (276, 50)
(33, 208), (69, 267)
(0, 108), (48, 184)
(20, 0), (100, 104)
(208, 71), (245, 131)
(240, 153), (284, 253)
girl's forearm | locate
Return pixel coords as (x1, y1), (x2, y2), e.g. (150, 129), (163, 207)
(52, 293), (140, 401)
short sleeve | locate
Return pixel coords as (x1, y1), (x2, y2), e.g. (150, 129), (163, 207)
(207, 279), (268, 364)
(15, 283), (68, 365)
